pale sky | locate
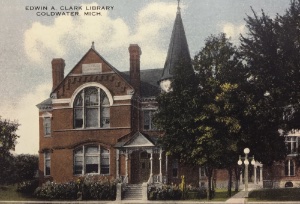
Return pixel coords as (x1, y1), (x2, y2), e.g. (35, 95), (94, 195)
(0, 0), (290, 154)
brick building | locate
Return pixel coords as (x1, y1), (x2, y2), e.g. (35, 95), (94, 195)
(37, 2), (297, 190)
(36, 5), (205, 187)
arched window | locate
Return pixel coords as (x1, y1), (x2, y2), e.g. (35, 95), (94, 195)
(74, 87), (110, 128)
(74, 145), (110, 175)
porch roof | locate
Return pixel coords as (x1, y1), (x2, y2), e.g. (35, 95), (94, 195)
(115, 131), (157, 149)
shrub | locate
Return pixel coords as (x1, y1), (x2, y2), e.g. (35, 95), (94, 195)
(34, 176), (116, 200)
(148, 184), (182, 200)
(17, 179), (39, 195)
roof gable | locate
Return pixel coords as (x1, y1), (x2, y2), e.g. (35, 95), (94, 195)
(51, 46), (134, 98)
(123, 132), (155, 147)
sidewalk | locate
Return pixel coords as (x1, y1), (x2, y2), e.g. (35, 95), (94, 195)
(224, 189), (250, 204)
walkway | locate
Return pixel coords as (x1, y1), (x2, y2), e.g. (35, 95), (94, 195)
(225, 189), (250, 204)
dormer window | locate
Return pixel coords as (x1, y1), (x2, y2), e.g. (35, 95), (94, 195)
(74, 87), (110, 129)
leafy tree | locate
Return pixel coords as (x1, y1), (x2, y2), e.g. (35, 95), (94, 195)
(193, 33), (247, 197)
(0, 117), (20, 184)
(14, 154), (39, 182)
(156, 34), (247, 199)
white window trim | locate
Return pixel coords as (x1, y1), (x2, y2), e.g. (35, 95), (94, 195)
(73, 87), (110, 129)
(71, 82), (113, 107)
(41, 112), (52, 137)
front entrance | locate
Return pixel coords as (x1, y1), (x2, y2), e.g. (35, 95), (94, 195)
(131, 150), (150, 183)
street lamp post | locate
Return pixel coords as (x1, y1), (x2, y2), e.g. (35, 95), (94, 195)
(238, 148), (255, 193)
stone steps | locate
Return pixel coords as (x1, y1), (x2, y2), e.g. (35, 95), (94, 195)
(123, 184), (143, 200)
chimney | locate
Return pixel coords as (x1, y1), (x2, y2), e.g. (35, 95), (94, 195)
(129, 44), (142, 96)
(51, 58), (65, 90)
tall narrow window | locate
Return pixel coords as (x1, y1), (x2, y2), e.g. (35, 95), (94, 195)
(74, 87), (110, 129)
(44, 152), (51, 176)
(44, 117), (51, 136)
(74, 148), (83, 175)
(101, 148), (110, 174)
(143, 110), (156, 130)
(285, 160), (295, 176)
(74, 145), (110, 175)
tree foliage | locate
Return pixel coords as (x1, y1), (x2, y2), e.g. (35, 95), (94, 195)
(0, 117), (20, 184)
(155, 1), (300, 199)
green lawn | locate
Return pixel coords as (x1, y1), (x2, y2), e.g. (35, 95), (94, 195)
(249, 188), (300, 201)
(0, 185), (38, 201)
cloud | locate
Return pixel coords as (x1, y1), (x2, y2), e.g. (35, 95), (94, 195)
(24, 2), (177, 70)
(220, 22), (245, 44)
(0, 83), (51, 154)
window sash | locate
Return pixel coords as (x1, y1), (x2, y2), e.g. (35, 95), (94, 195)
(74, 145), (110, 175)
(44, 152), (51, 176)
(44, 117), (51, 136)
(74, 87), (110, 129)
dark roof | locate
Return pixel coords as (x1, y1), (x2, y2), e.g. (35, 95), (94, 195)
(159, 8), (193, 82)
(121, 68), (163, 97)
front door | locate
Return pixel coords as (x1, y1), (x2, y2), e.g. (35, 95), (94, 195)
(130, 150), (150, 183)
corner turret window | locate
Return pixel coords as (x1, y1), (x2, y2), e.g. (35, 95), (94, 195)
(74, 87), (110, 129)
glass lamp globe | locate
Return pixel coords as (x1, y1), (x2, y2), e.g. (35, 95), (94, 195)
(251, 157), (256, 165)
(244, 159), (249, 165)
(160, 79), (172, 92)
(244, 148), (250, 154)
(238, 159), (242, 165)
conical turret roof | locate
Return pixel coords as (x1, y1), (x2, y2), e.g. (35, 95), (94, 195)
(159, 4), (193, 82)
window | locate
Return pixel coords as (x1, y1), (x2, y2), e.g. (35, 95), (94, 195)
(74, 145), (110, 175)
(43, 117), (51, 136)
(143, 110), (156, 130)
(285, 160), (295, 176)
(285, 136), (298, 154)
(172, 159), (178, 178)
(44, 152), (51, 176)
(199, 167), (206, 178)
(74, 87), (110, 129)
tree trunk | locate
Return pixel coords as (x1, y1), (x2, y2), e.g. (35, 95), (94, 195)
(205, 166), (213, 200)
(227, 167), (232, 197)
(234, 166), (239, 192)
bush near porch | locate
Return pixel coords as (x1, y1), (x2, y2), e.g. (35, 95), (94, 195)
(147, 184), (206, 200)
(34, 176), (116, 200)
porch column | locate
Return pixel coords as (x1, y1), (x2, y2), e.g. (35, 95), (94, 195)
(116, 149), (119, 179)
(254, 165), (257, 184)
(150, 149), (153, 182)
(165, 154), (168, 184)
(159, 148), (162, 182)
(260, 165), (263, 184)
(125, 149), (129, 183)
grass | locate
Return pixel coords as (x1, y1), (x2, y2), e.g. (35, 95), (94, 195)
(249, 188), (300, 201)
(0, 185), (39, 201)
(212, 189), (239, 201)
